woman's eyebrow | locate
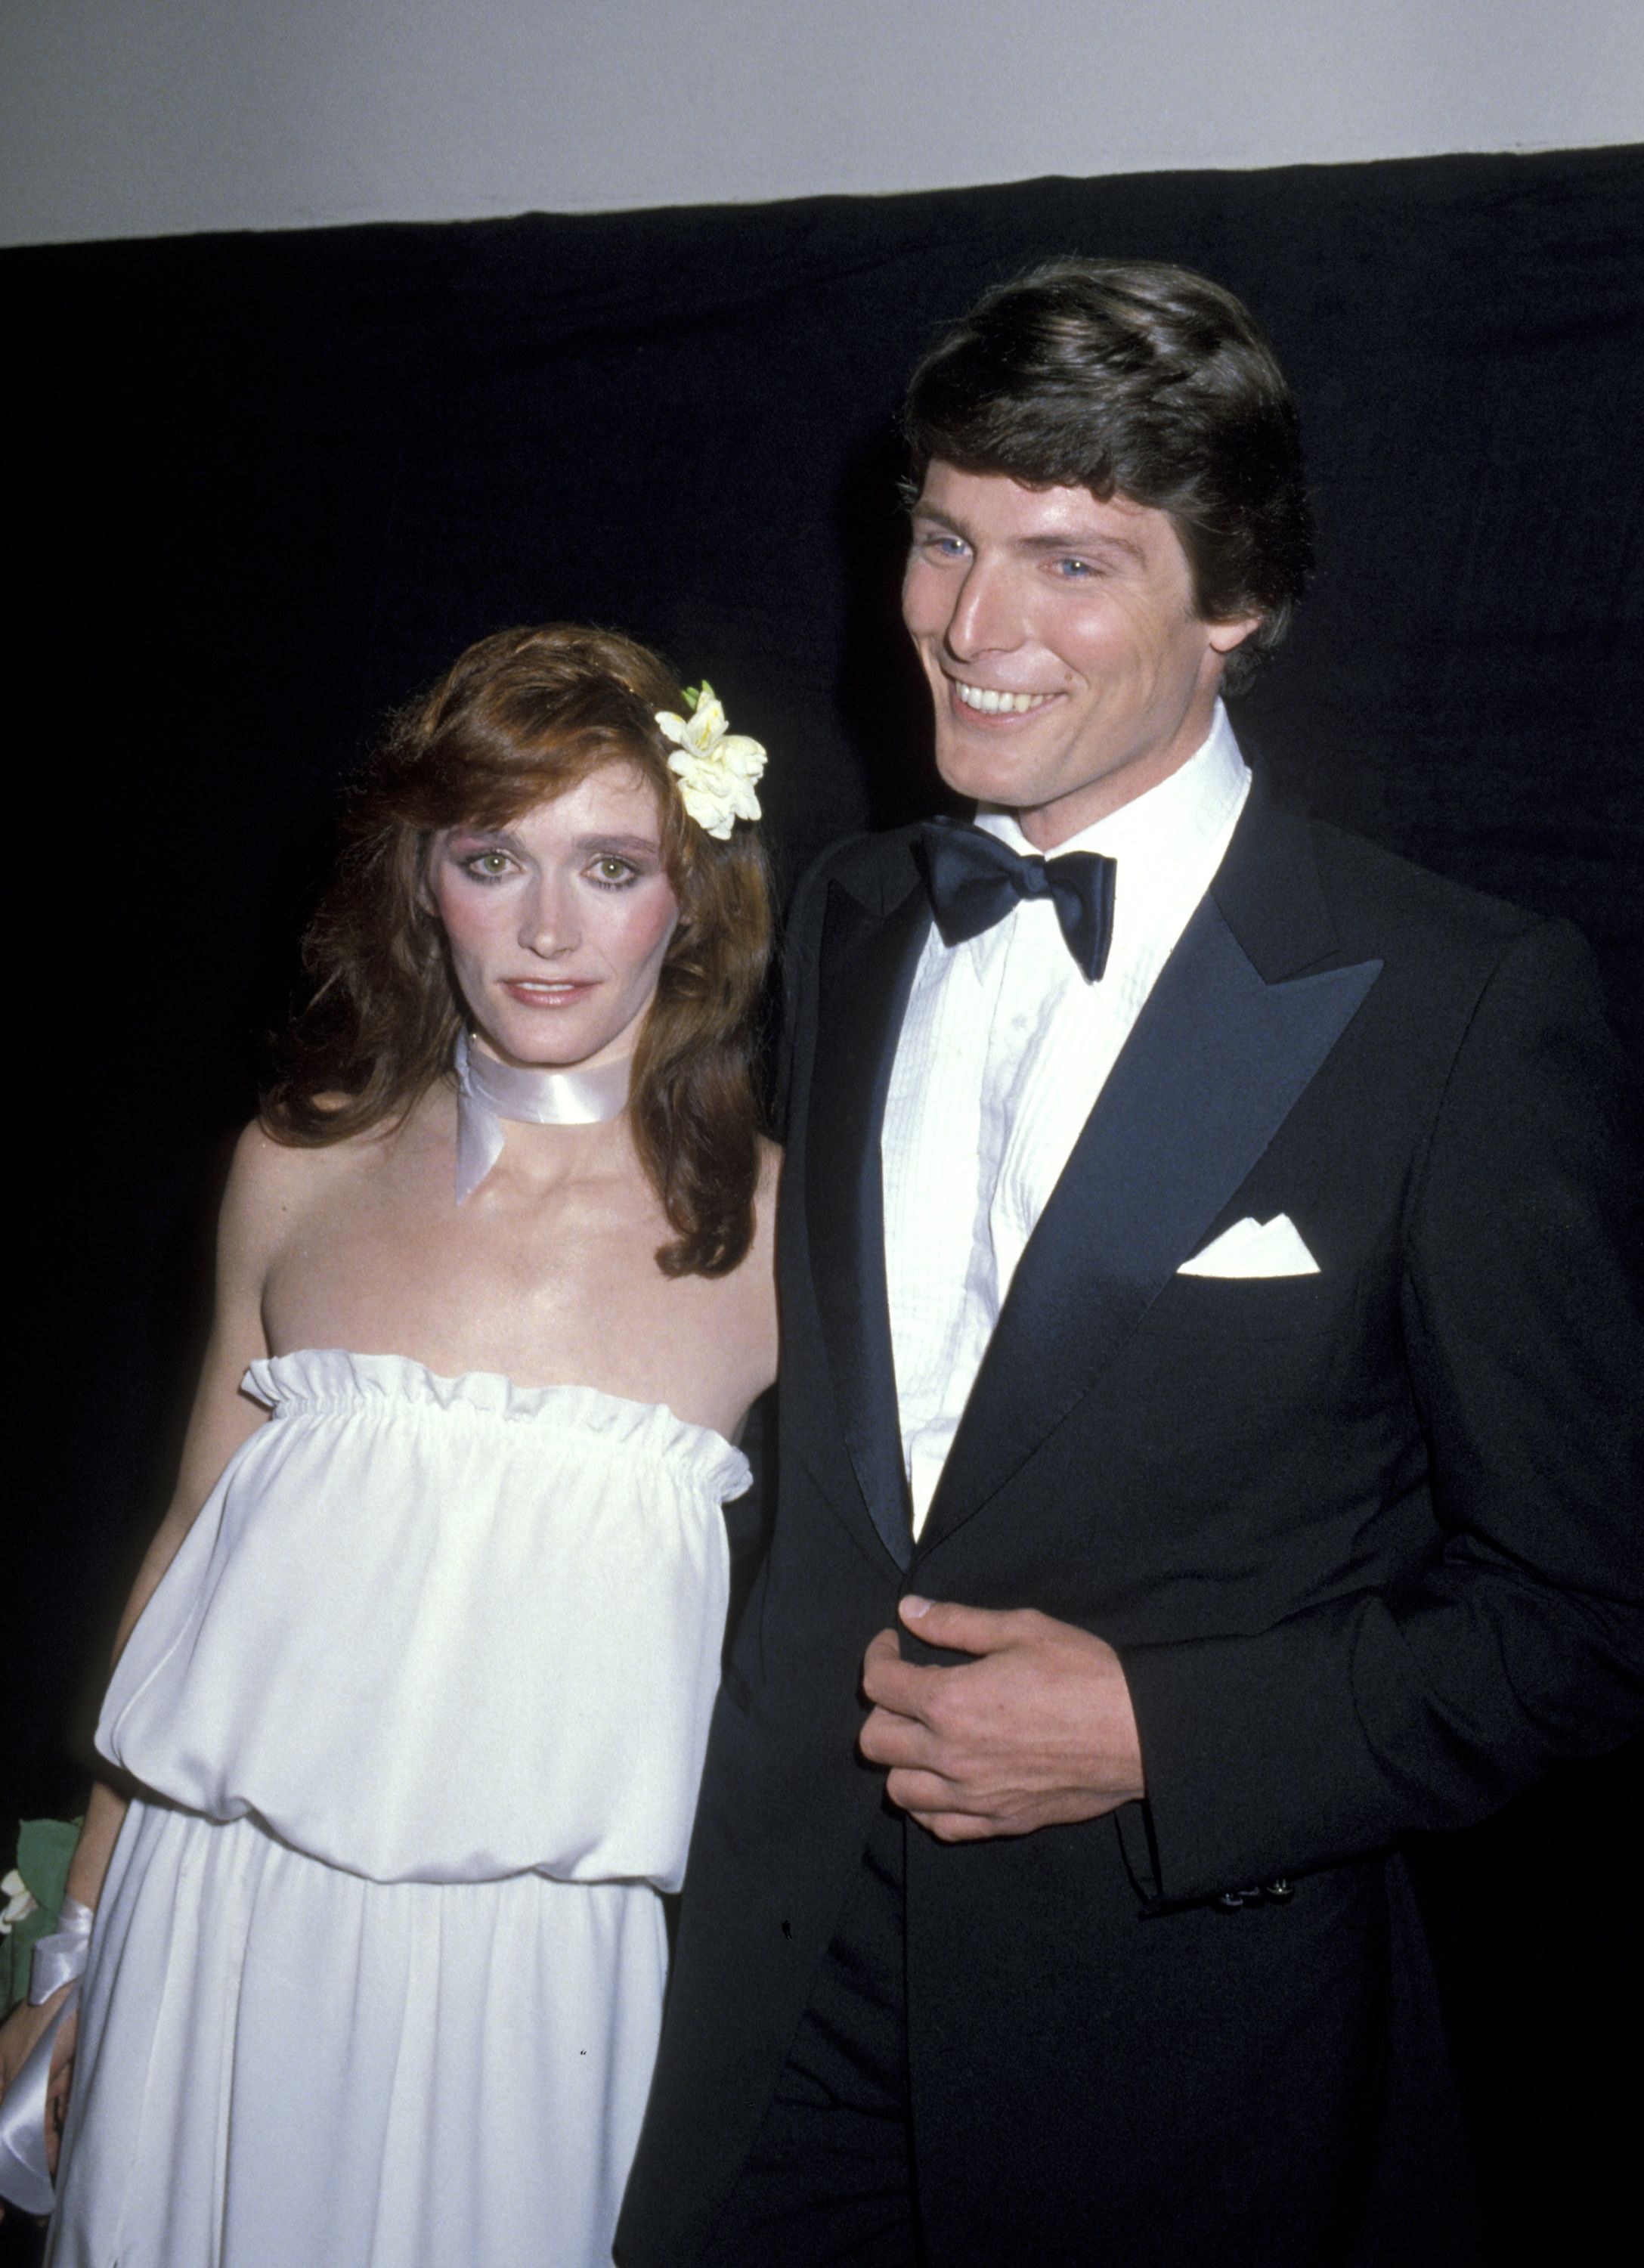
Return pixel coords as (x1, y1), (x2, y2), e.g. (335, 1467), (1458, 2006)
(445, 822), (521, 844)
(574, 833), (661, 857)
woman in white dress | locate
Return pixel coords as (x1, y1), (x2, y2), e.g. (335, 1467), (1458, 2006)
(0, 624), (779, 2266)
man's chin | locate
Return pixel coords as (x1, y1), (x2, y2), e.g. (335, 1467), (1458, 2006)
(933, 743), (1059, 813)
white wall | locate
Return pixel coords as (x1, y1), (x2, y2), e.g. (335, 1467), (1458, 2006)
(2, 0), (1639, 248)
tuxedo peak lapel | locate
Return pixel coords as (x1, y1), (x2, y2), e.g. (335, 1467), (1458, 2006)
(804, 857), (929, 1571)
(918, 817), (1381, 1557)
(1211, 776), (1339, 981)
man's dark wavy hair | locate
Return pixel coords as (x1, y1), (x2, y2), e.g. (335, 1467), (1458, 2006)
(902, 258), (1314, 693)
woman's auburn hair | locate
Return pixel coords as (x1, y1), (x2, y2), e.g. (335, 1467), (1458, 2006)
(262, 623), (773, 1278)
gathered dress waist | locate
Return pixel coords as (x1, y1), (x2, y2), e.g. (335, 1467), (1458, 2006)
(97, 1350), (748, 1892)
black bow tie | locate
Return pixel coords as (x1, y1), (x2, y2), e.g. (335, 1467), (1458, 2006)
(913, 819), (1117, 981)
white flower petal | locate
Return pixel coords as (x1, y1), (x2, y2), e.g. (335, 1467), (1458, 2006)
(677, 780), (736, 838)
(658, 685), (765, 838)
(716, 734), (767, 779)
(1, 1876), (39, 1932)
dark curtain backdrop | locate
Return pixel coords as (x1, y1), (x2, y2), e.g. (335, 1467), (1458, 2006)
(6, 146), (1641, 2264)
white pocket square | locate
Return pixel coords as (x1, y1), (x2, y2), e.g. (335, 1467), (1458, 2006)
(1178, 1214), (1320, 1278)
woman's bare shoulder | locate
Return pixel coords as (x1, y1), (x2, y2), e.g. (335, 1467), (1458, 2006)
(231, 1108), (367, 1194)
(751, 1134), (783, 1234)
(721, 1134), (781, 1312)
(223, 1108), (392, 1256)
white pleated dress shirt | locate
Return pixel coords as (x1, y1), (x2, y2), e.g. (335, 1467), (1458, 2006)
(882, 702), (1252, 1535)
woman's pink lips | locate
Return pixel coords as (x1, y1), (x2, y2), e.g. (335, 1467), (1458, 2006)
(501, 978), (599, 1007)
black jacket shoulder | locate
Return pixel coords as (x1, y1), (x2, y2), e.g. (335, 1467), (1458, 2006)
(787, 824), (923, 925)
(1308, 815), (1551, 968)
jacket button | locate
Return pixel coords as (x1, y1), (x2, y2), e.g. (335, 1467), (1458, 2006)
(1212, 1880), (1294, 1911)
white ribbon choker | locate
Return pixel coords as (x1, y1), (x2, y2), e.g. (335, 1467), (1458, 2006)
(454, 1030), (633, 1204)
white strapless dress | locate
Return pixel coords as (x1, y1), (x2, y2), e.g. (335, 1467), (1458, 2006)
(47, 1350), (749, 2268)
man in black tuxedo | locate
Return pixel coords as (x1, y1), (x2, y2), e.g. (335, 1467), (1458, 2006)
(616, 259), (1642, 2266)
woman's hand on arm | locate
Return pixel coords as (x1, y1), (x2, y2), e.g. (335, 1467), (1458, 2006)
(0, 1979), (79, 2201)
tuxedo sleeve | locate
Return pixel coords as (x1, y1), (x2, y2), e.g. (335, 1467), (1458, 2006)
(1118, 919), (1644, 1904)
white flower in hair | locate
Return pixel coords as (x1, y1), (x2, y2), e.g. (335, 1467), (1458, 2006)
(655, 682), (766, 840)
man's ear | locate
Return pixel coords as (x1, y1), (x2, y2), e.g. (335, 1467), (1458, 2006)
(1206, 611), (1263, 655)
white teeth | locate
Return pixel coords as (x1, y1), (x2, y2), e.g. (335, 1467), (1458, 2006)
(954, 681), (1051, 714)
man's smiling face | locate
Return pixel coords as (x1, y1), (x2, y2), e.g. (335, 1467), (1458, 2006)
(902, 463), (1259, 849)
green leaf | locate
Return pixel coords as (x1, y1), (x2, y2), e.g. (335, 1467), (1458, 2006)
(2, 1818), (85, 2016)
(17, 1820), (81, 1918)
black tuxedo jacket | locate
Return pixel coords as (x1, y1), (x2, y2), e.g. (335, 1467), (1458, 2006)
(619, 783), (1642, 2266)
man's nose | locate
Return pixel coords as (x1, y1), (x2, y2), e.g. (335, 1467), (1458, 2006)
(943, 558), (1020, 660)
(520, 878), (579, 956)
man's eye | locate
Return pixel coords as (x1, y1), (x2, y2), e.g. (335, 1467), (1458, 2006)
(1054, 556), (1099, 578)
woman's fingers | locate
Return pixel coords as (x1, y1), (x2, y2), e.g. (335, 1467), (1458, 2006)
(45, 2025), (77, 2174)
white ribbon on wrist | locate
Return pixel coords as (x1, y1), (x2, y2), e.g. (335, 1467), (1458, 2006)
(0, 1898), (95, 2216)
(28, 1897), (93, 2006)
